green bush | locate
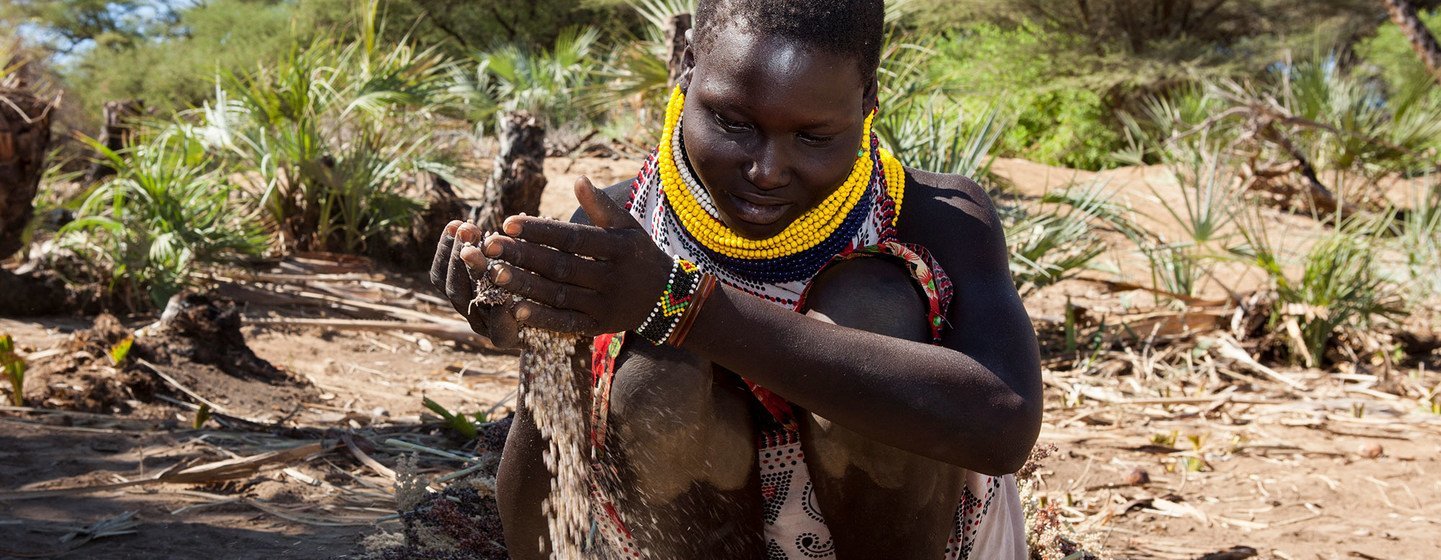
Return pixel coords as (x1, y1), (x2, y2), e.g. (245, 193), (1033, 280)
(58, 0), (338, 128)
(1232, 210), (1405, 367)
(934, 23), (1126, 171)
(462, 26), (602, 131)
(198, 3), (463, 254)
(60, 128), (267, 310)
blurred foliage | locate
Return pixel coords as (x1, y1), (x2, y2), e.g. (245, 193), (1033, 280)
(1359, 8), (1441, 93)
(67, 0), (326, 117)
(934, 23), (1125, 170)
(921, 0), (1436, 170)
(1121, 55), (1441, 191)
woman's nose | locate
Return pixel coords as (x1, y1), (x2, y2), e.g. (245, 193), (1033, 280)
(744, 141), (791, 191)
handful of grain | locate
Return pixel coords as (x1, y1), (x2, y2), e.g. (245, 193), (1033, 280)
(471, 253), (593, 558)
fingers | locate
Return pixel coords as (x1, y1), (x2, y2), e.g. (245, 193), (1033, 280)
(574, 176), (642, 230)
(444, 223), (484, 310)
(501, 217), (622, 260)
(491, 264), (599, 313)
(512, 300), (601, 335)
(430, 220), (463, 288)
(483, 234), (609, 289)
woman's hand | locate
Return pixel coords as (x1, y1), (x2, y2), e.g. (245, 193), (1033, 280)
(481, 177), (673, 336)
(431, 220), (524, 348)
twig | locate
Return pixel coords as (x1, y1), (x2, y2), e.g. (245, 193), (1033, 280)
(0, 442), (329, 501)
(245, 317), (502, 350)
(342, 433), (397, 482)
(136, 359), (229, 414)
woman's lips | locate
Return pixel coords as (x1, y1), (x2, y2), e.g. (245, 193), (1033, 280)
(726, 193), (793, 226)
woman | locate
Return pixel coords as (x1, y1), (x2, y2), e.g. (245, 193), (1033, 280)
(432, 1), (1042, 557)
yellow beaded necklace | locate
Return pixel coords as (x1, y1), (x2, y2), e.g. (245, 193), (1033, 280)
(657, 87), (905, 260)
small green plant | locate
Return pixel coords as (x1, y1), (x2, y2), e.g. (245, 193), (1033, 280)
(108, 336), (135, 366)
(1232, 210), (1405, 367)
(0, 334), (26, 407)
(423, 397), (487, 440)
(193, 403), (212, 429)
(1004, 183), (1119, 296)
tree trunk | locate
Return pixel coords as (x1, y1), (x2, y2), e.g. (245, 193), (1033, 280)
(482, 111), (546, 231)
(666, 13), (694, 89)
(0, 83), (52, 262)
(84, 99), (144, 183)
(1381, 0), (1441, 85)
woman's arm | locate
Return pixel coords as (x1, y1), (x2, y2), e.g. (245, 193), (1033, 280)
(481, 177), (1042, 475)
(679, 176), (1042, 475)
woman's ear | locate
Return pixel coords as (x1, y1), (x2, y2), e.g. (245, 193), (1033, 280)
(679, 45), (697, 92)
(862, 75), (879, 115)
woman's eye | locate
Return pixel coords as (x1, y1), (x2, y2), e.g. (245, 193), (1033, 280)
(712, 112), (750, 133)
(798, 133), (835, 147)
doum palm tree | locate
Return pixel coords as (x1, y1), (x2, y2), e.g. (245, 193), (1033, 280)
(1381, 0), (1441, 85)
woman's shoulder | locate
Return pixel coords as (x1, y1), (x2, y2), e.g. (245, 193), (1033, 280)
(895, 168), (1004, 251)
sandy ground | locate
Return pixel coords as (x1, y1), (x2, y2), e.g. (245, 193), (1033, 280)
(2, 155), (1439, 559)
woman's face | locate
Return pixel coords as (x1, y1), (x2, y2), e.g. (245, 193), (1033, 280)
(681, 30), (871, 240)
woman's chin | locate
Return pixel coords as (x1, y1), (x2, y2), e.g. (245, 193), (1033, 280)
(721, 215), (790, 241)
(720, 195), (796, 240)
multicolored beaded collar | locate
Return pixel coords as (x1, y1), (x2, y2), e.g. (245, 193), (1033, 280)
(626, 86), (908, 309)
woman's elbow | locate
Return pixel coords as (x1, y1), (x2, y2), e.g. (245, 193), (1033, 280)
(967, 392), (1043, 476)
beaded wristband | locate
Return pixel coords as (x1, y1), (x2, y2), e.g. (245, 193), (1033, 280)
(666, 272), (716, 348)
(634, 258), (706, 346)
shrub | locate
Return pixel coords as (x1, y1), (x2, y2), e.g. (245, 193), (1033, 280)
(464, 26), (602, 132)
(60, 128), (267, 310)
(1232, 210), (1405, 367)
(1004, 183), (1120, 296)
(934, 23), (1127, 171)
(197, 2), (463, 254)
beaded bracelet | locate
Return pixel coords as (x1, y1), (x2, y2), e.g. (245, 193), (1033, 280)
(666, 272), (716, 348)
(634, 257), (710, 346)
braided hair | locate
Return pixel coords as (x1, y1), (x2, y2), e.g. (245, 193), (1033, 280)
(693, 0), (886, 82)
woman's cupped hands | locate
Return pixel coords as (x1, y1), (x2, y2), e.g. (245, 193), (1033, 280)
(431, 177), (674, 346)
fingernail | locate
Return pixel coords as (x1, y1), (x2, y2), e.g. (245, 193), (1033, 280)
(482, 235), (502, 257)
(459, 246), (484, 266)
(503, 217), (522, 236)
(514, 305), (530, 321)
(444, 221), (461, 235)
(493, 265), (511, 285)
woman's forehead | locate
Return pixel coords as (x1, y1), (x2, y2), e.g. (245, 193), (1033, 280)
(691, 30), (865, 121)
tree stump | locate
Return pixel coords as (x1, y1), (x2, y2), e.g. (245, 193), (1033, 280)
(83, 99), (144, 183)
(666, 13), (694, 89)
(0, 84), (52, 262)
(485, 111), (546, 230)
